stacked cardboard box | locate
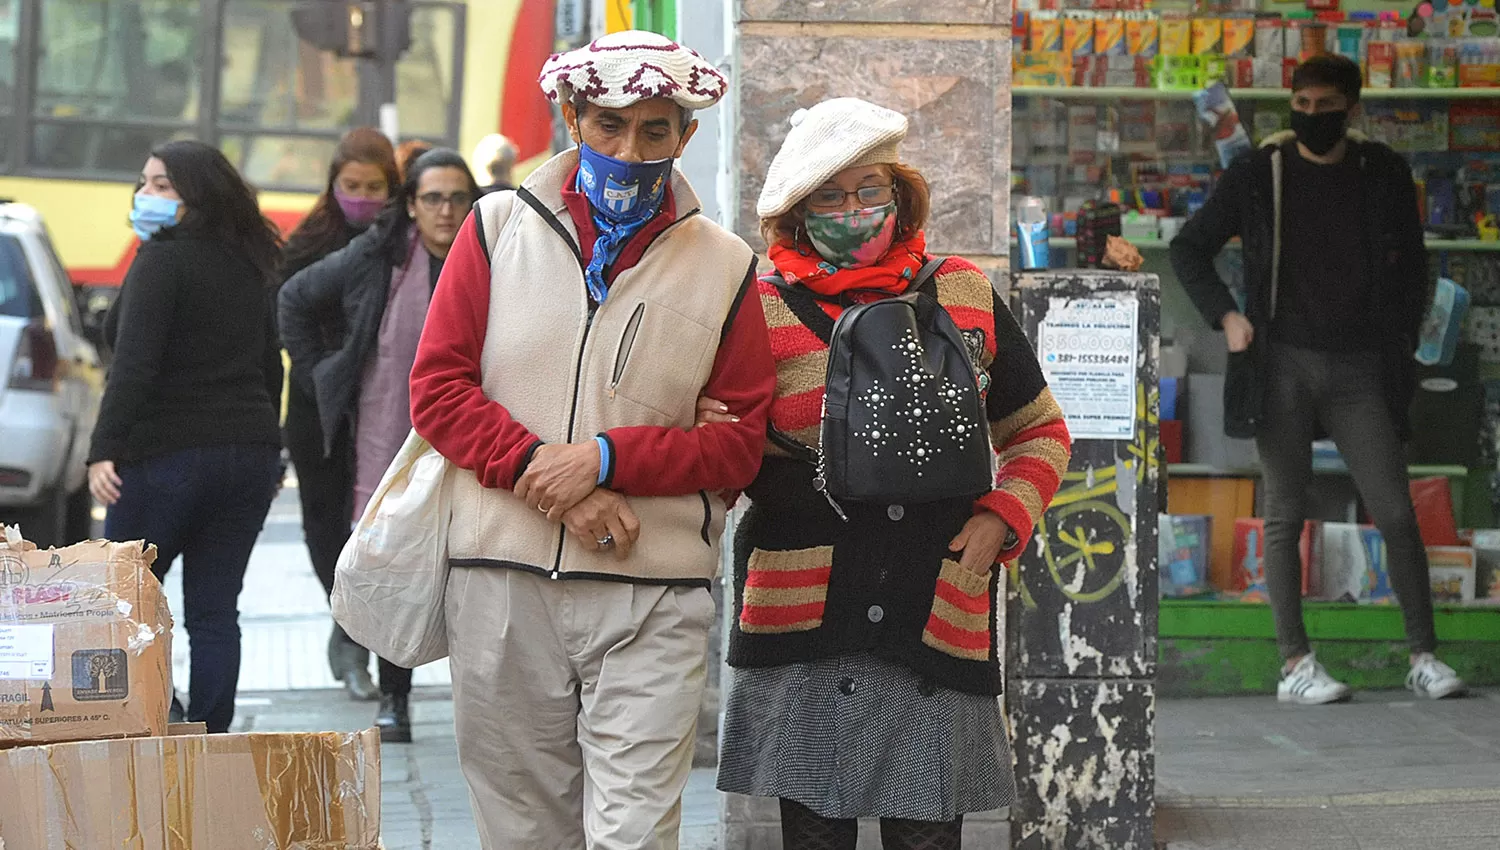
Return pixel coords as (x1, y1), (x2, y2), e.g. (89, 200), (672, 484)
(0, 528), (382, 848)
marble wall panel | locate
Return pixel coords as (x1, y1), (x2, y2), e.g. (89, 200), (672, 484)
(739, 0), (1000, 25)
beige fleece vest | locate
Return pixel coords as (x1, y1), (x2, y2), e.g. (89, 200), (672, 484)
(446, 150), (755, 584)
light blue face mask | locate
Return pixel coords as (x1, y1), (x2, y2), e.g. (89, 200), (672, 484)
(130, 193), (181, 242)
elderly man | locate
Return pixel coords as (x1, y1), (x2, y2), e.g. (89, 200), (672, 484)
(408, 31), (775, 849)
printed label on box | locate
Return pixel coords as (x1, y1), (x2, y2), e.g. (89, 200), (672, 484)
(71, 649), (129, 702)
(0, 625), (53, 680)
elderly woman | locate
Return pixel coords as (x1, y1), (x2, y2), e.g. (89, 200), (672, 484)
(709, 98), (1072, 847)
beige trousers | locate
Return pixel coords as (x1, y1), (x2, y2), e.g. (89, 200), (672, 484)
(445, 566), (714, 850)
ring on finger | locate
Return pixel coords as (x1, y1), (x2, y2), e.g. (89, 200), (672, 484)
(596, 534), (615, 547)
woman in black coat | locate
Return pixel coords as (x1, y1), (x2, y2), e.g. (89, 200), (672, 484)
(86, 140), (284, 734)
(279, 128), (400, 701)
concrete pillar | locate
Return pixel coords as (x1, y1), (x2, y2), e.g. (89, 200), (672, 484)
(1007, 270), (1162, 849)
(728, 0), (1014, 274)
(720, 6), (1016, 847)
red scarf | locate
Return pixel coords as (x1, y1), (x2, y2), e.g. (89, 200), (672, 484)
(768, 232), (929, 312)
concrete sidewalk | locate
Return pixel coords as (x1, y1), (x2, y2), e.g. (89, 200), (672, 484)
(229, 687), (720, 850)
(1156, 688), (1500, 850)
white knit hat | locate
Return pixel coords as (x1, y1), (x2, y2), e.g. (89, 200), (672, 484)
(539, 31), (728, 111)
(756, 98), (909, 219)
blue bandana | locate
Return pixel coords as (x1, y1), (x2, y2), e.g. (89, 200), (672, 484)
(576, 142), (672, 304)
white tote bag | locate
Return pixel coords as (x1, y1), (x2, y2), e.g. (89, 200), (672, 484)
(331, 429), (453, 668)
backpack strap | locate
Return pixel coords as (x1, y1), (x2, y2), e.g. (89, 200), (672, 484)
(765, 255), (949, 344)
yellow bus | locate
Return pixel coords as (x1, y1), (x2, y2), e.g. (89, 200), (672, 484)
(0, 0), (559, 295)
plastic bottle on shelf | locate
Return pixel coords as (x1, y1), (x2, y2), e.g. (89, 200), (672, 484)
(1015, 196), (1051, 271)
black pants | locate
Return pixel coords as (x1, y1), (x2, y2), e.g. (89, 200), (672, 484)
(105, 443), (280, 733)
(1256, 344), (1438, 660)
(286, 385), (411, 697)
(284, 384), (351, 597)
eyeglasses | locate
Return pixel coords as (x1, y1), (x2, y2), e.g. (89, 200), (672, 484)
(805, 183), (896, 211)
(417, 191), (474, 211)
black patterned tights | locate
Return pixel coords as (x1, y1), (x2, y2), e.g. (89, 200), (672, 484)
(779, 799), (964, 850)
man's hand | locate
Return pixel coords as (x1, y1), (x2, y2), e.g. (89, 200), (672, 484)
(1223, 312), (1255, 354)
(516, 442), (602, 520)
(948, 513), (1012, 575)
(695, 396), (739, 427)
(561, 489), (641, 560)
(88, 461), (122, 507)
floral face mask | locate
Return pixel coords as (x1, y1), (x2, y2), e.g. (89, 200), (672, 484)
(804, 202), (897, 269)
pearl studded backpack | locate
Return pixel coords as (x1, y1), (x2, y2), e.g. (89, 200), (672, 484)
(768, 257), (993, 515)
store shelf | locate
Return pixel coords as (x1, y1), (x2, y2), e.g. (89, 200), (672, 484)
(1013, 85), (1500, 101)
(1048, 236), (1500, 251)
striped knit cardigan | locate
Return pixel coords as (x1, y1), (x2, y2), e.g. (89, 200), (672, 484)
(726, 256), (1071, 694)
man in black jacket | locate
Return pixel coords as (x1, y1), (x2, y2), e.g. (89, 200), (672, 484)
(1170, 55), (1465, 705)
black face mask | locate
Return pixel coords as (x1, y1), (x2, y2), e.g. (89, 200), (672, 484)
(1290, 109), (1348, 157)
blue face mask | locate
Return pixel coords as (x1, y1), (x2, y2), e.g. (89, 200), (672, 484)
(575, 142), (672, 224)
(130, 193), (181, 242)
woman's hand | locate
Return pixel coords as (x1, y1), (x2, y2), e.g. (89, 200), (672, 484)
(695, 396), (739, 427)
(88, 461), (122, 507)
(948, 513), (1011, 575)
(561, 489), (641, 560)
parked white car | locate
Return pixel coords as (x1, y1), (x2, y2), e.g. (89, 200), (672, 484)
(0, 203), (103, 547)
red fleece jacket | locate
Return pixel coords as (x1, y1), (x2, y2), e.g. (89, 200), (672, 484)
(409, 191), (775, 496)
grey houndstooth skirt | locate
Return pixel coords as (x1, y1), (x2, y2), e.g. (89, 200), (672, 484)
(716, 652), (1016, 821)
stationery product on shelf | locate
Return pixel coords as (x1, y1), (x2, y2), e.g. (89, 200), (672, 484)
(1415, 278), (1471, 367)
(1016, 196), (1051, 271)
(1161, 514), (1213, 597)
(1396, 40), (1427, 88)
(1194, 81), (1253, 168)
(1126, 12), (1159, 57)
(1427, 39), (1460, 88)
(1096, 13), (1128, 56)
(1223, 16), (1255, 56)
(1161, 15), (1193, 56)
(1065, 11), (1096, 57)
(1158, 55), (1204, 90)
(1367, 42), (1395, 88)
(1016, 51), (1073, 86)
(1192, 17), (1224, 55)
(1032, 12), (1064, 52)
(1427, 546), (1478, 602)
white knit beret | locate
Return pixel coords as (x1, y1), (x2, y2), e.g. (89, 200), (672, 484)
(539, 30), (728, 111)
(756, 98), (909, 219)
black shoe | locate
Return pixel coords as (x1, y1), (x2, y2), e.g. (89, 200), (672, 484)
(375, 694), (411, 744)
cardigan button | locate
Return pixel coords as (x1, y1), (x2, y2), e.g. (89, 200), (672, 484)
(918, 679), (937, 697)
(887, 505), (905, 521)
(838, 677), (857, 695)
(867, 605), (884, 623)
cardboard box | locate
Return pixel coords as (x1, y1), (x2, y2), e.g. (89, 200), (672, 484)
(0, 534), (171, 747)
(1427, 546), (1478, 603)
(0, 729), (381, 848)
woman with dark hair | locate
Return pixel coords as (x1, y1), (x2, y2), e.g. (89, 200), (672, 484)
(279, 148), (480, 742)
(86, 140), (285, 734)
(279, 128), (400, 701)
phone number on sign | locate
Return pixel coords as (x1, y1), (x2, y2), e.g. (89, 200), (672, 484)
(1050, 352), (1131, 365)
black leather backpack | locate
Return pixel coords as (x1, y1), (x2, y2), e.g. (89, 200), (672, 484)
(769, 257), (993, 514)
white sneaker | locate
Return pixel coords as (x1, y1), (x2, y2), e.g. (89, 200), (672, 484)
(1407, 654), (1466, 700)
(1277, 653), (1352, 705)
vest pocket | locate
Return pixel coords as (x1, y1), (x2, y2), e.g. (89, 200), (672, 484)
(608, 302), (647, 398)
(739, 545), (834, 634)
(921, 559), (993, 661)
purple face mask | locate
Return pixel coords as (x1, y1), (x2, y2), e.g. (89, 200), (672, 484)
(334, 187), (386, 227)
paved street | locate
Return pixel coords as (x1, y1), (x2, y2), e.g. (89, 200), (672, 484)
(150, 486), (1500, 849)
